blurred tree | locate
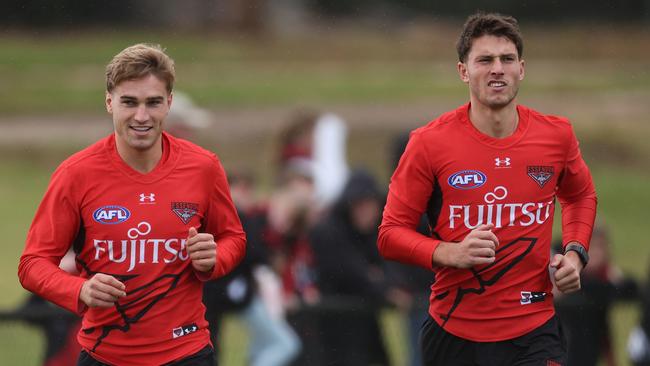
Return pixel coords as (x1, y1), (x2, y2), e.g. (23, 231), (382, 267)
(0, 0), (268, 32)
(1, 0), (647, 31)
(0, 0), (129, 28)
(309, 0), (649, 22)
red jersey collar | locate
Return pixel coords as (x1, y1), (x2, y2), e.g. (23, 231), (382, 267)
(106, 131), (180, 183)
(456, 103), (530, 149)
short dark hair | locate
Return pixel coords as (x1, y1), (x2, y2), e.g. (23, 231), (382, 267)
(456, 12), (523, 63)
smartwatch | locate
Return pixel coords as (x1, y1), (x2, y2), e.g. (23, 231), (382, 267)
(564, 243), (589, 268)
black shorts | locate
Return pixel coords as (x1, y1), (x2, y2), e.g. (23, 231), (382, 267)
(420, 315), (567, 366)
(77, 345), (215, 366)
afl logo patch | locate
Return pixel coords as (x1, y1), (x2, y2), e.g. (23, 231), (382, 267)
(448, 170), (487, 190)
(93, 205), (131, 224)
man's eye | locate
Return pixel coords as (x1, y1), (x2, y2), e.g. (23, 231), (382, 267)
(122, 101), (136, 106)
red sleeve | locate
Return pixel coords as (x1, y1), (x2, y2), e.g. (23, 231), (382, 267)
(18, 165), (87, 315)
(558, 125), (597, 251)
(197, 157), (246, 281)
(378, 131), (440, 271)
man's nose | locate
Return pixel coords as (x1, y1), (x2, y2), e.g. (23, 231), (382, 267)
(134, 104), (149, 122)
(491, 59), (506, 75)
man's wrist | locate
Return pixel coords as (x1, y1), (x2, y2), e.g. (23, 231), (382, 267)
(432, 241), (452, 267)
(564, 242), (589, 269)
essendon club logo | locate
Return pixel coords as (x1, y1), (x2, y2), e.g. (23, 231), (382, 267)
(527, 166), (554, 188)
(171, 202), (199, 224)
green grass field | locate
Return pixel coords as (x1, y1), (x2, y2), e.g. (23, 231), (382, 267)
(1, 26), (649, 114)
(1, 26), (649, 365)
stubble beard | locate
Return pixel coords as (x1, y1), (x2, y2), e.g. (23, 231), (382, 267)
(482, 85), (519, 110)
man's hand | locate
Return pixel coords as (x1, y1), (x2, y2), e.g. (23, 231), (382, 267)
(187, 227), (217, 273)
(433, 224), (499, 268)
(79, 273), (126, 308)
(550, 251), (583, 293)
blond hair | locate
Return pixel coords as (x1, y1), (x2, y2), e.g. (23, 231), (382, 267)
(105, 43), (175, 93)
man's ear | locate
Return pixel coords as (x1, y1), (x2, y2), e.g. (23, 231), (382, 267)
(457, 61), (469, 83)
(519, 59), (525, 81)
(105, 91), (113, 114)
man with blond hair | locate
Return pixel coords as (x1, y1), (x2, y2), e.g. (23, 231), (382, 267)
(19, 43), (246, 366)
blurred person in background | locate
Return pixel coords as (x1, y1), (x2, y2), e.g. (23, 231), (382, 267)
(629, 267), (650, 366)
(18, 43), (246, 366)
(203, 169), (301, 366)
(555, 223), (638, 366)
(277, 109), (349, 210)
(164, 91), (212, 140)
(310, 168), (403, 366)
(263, 159), (323, 365)
(378, 12), (597, 366)
(2, 250), (82, 366)
(266, 160), (320, 308)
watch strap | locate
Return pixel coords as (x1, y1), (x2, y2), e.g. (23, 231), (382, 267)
(564, 243), (589, 267)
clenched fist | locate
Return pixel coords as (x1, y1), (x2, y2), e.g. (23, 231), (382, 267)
(79, 273), (126, 308)
(550, 251), (583, 294)
(433, 224), (500, 268)
(186, 227), (217, 273)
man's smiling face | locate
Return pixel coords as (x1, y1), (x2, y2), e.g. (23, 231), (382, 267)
(106, 74), (172, 154)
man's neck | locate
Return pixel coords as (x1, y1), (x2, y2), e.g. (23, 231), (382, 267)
(115, 139), (163, 174)
(468, 100), (519, 139)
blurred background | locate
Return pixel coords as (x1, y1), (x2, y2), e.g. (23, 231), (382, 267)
(1, 1), (649, 365)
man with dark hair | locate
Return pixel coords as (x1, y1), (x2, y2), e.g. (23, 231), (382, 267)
(18, 43), (246, 366)
(378, 12), (597, 365)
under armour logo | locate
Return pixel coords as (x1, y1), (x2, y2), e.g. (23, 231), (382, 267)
(139, 193), (155, 203)
(495, 157), (511, 167)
